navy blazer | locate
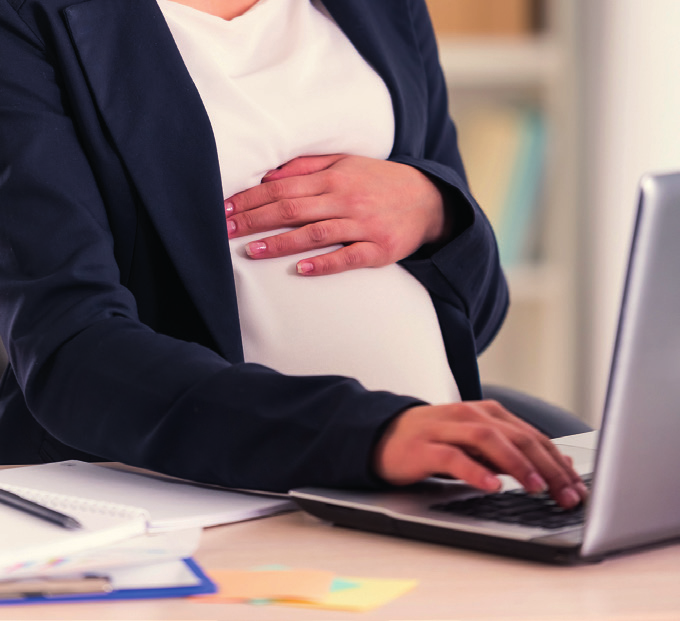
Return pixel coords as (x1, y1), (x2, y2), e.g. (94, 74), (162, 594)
(0, 0), (508, 490)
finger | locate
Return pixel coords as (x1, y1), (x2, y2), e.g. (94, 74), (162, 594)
(296, 241), (385, 275)
(429, 443), (502, 492)
(245, 219), (358, 259)
(543, 443), (587, 497)
(228, 195), (335, 239)
(477, 399), (549, 435)
(225, 173), (328, 215)
(506, 432), (583, 508)
(464, 413), (584, 507)
(430, 422), (555, 499)
(558, 453), (589, 501)
(261, 154), (346, 182)
(471, 401), (587, 502)
(505, 425), (587, 502)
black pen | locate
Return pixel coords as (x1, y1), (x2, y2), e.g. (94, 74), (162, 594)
(0, 488), (82, 530)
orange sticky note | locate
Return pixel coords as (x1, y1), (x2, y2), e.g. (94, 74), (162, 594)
(193, 569), (335, 602)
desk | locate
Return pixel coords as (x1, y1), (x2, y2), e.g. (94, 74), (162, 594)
(1, 509), (680, 621)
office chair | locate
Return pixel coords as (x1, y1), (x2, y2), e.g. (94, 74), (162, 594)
(481, 384), (591, 438)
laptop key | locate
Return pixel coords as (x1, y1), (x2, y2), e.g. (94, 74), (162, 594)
(431, 489), (587, 530)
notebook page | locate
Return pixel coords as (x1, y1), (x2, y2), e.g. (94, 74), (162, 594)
(0, 490), (147, 575)
(0, 461), (294, 532)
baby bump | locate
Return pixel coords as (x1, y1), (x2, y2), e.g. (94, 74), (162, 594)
(230, 229), (460, 404)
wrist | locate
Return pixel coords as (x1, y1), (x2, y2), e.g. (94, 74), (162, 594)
(420, 175), (454, 247)
(372, 405), (428, 485)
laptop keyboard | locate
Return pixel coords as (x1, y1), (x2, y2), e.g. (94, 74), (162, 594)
(431, 475), (592, 530)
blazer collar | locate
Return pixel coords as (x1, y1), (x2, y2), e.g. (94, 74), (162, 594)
(63, 0), (243, 360)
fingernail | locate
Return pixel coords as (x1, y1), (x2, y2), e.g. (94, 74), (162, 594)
(246, 241), (267, 257)
(527, 472), (548, 494)
(483, 475), (501, 492)
(297, 261), (314, 274)
(224, 201), (234, 214)
(575, 481), (590, 499)
(559, 487), (581, 508)
(227, 220), (236, 235)
(262, 170), (276, 180)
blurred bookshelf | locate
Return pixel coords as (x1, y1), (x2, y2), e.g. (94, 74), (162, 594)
(428, 0), (581, 411)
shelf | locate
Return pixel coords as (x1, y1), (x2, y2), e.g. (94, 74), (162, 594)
(438, 36), (562, 88)
(434, 1), (580, 410)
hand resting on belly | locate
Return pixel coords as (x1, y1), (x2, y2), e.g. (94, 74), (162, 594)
(224, 153), (453, 276)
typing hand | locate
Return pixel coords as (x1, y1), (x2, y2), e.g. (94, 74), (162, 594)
(224, 154), (451, 275)
(374, 401), (589, 509)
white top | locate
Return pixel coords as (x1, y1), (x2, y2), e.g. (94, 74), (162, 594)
(158, 0), (460, 404)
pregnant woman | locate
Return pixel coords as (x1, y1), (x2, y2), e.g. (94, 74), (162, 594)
(0, 0), (586, 508)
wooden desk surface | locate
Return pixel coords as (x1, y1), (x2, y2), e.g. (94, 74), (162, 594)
(2, 508), (680, 621)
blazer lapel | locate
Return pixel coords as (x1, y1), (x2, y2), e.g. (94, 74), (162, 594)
(60, 0), (426, 363)
(63, 0), (243, 361)
(321, 0), (428, 156)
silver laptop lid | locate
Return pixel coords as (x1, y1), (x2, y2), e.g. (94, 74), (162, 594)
(582, 172), (680, 557)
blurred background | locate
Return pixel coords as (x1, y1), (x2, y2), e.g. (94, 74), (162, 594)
(425, 0), (680, 426)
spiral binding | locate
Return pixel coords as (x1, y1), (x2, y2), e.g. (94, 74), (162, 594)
(0, 484), (150, 523)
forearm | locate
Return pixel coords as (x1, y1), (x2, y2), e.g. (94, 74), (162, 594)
(29, 317), (422, 491)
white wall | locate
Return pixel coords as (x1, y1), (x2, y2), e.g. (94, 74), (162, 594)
(582, 0), (680, 423)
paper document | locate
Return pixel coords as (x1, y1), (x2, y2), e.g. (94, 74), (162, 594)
(0, 461), (294, 532)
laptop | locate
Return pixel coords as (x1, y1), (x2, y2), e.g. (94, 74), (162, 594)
(290, 171), (680, 564)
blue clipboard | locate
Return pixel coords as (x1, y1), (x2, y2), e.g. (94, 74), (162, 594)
(0, 557), (216, 606)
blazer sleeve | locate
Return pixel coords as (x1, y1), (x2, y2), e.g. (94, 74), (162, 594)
(393, 0), (509, 357)
(0, 1), (422, 491)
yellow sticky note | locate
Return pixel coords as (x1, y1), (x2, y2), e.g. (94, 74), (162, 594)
(193, 568), (335, 603)
(281, 576), (418, 612)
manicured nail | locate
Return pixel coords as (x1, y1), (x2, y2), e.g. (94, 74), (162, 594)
(224, 201), (234, 214)
(527, 472), (548, 493)
(297, 261), (314, 274)
(227, 220), (236, 235)
(246, 241), (267, 257)
(559, 487), (581, 508)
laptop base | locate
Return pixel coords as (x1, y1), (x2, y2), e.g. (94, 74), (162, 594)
(294, 496), (589, 565)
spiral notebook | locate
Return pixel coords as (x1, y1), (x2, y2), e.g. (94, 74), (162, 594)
(0, 460), (293, 531)
(0, 487), (149, 576)
(0, 460), (293, 577)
